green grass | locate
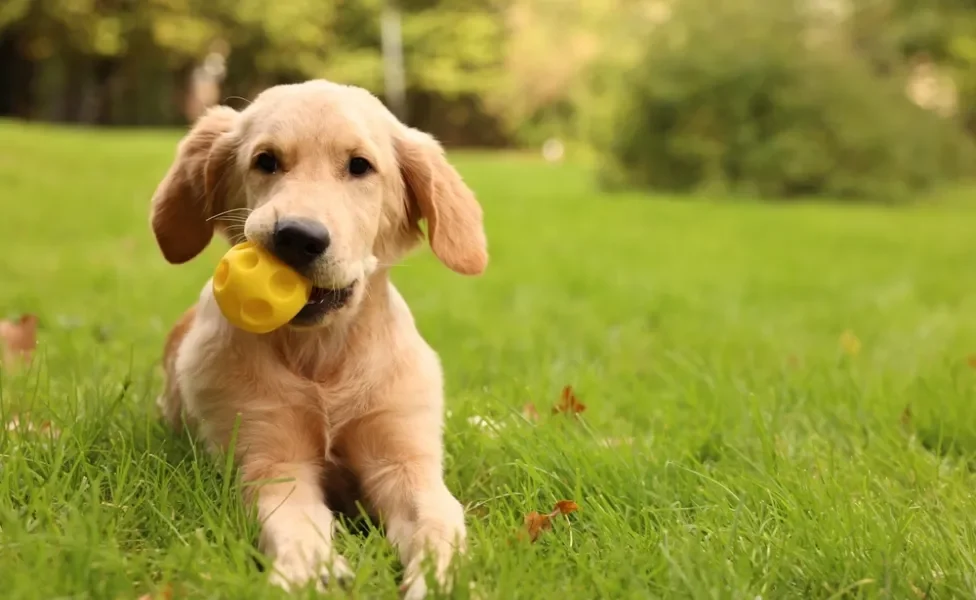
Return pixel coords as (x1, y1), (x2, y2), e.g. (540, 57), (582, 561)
(1, 119), (976, 599)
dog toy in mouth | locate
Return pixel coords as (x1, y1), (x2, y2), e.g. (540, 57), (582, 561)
(212, 242), (312, 334)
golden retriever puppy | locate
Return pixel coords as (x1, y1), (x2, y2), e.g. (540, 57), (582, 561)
(150, 80), (487, 599)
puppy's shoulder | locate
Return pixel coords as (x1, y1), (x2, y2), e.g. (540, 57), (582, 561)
(163, 304), (198, 371)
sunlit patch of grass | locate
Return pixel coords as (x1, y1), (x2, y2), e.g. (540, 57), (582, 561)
(1, 120), (975, 598)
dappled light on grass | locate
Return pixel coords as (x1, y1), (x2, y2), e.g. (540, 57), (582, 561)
(839, 329), (862, 356)
(4, 415), (60, 439)
(467, 385), (587, 436)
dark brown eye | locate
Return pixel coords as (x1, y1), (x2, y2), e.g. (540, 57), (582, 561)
(253, 151), (279, 174)
(348, 156), (372, 177)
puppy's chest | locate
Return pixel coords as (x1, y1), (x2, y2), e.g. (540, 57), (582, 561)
(315, 380), (373, 428)
(294, 361), (377, 426)
(271, 333), (393, 427)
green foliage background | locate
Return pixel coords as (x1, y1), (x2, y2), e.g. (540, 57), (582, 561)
(597, 0), (976, 201)
(2, 0), (975, 199)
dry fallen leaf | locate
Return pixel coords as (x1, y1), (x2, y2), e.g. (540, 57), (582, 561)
(521, 500), (580, 542)
(552, 385), (586, 415)
(839, 330), (861, 356)
(900, 404), (913, 430)
(967, 355), (976, 369)
(523, 510), (552, 542)
(137, 584), (173, 600)
(0, 314), (38, 367)
(521, 402), (540, 422)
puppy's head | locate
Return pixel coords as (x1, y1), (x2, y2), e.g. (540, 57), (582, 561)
(150, 80), (487, 328)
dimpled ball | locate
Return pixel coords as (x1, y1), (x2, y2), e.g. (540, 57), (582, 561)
(212, 242), (312, 334)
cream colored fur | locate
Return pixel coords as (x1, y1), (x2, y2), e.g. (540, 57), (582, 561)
(150, 80), (487, 599)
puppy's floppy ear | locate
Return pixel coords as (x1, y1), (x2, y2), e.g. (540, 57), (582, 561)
(396, 127), (488, 276)
(150, 105), (239, 264)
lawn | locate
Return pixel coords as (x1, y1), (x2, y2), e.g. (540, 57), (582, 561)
(1, 119), (975, 599)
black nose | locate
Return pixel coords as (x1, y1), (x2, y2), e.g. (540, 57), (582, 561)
(272, 219), (331, 270)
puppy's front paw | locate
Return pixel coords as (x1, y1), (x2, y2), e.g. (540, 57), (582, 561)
(269, 549), (354, 592)
(400, 565), (462, 600)
(400, 575), (429, 600)
(400, 530), (466, 600)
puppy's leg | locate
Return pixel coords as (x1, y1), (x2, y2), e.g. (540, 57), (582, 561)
(343, 410), (466, 600)
(232, 408), (354, 591)
(158, 305), (198, 433)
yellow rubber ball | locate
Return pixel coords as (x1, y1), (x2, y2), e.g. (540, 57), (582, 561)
(212, 242), (312, 334)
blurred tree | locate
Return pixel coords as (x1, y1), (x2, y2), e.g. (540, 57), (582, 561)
(887, 0), (976, 133)
(598, 0), (975, 201)
(0, 0), (31, 31)
(1, 0), (975, 157)
(392, 0), (509, 144)
(484, 0), (652, 146)
(0, 0), (512, 140)
(0, 0), (33, 118)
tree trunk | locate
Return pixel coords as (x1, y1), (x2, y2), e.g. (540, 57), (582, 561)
(90, 56), (120, 125)
(0, 26), (36, 119)
(59, 55), (90, 123)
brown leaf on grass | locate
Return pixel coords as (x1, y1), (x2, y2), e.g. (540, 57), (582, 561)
(522, 402), (540, 422)
(0, 314), (38, 367)
(523, 510), (552, 542)
(137, 584), (173, 600)
(967, 355), (976, 369)
(552, 385), (586, 415)
(521, 500), (580, 542)
(900, 404), (914, 430)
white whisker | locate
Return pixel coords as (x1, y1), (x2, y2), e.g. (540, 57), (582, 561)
(223, 95), (252, 107)
(208, 207), (253, 223)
